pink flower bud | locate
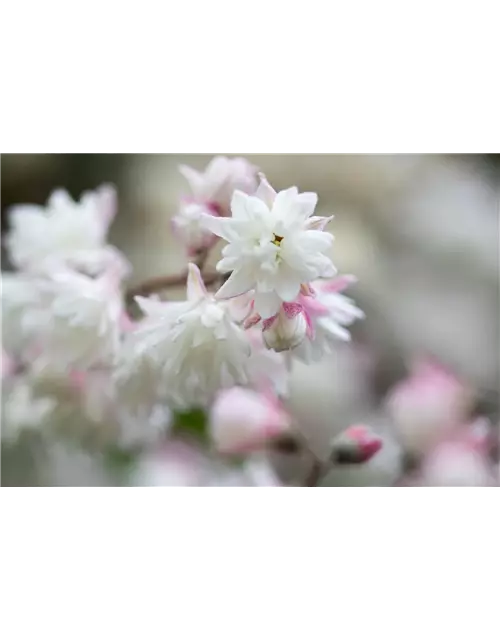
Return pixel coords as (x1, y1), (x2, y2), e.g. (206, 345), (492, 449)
(262, 303), (308, 352)
(386, 357), (473, 456)
(209, 386), (291, 455)
(330, 425), (383, 464)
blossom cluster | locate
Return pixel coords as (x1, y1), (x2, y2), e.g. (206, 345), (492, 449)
(1, 156), (369, 484)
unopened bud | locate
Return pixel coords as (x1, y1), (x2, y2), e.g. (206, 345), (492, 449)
(330, 425), (383, 464)
(262, 303), (307, 352)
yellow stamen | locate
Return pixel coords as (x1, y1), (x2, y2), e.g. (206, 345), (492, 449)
(272, 234), (284, 246)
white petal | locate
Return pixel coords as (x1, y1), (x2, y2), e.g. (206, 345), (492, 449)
(274, 276), (301, 302)
(305, 215), (333, 231)
(135, 295), (168, 317)
(199, 213), (237, 242)
(271, 187), (299, 222)
(254, 173), (277, 208)
(217, 256), (238, 272)
(231, 190), (270, 221)
(215, 267), (255, 300)
(186, 263), (207, 302)
(8, 204), (46, 224)
(253, 291), (282, 318)
(47, 189), (75, 210)
(296, 192), (318, 218)
(301, 229), (334, 251)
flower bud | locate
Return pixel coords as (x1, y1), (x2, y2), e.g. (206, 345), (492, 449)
(262, 303), (308, 352)
(385, 358), (473, 456)
(330, 425), (383, 464)
(209, 386), (291, 455)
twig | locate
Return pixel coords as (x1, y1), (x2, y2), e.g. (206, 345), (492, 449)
(126, 270), (219, 301)
(125, 248), (216, 302)
(304, 458), (324, 487)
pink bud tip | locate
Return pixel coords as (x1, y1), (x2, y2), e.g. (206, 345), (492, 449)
(331, 425), (383, 464)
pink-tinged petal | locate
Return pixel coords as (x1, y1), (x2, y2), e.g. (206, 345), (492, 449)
(254, 173), (277, 208)
(303, 308), (315, 339)
(215, 267), (255, 300)
(69, 370), (87, 391)
(282, 302), (303, 318)
(262, 314), (278, 331)
(244, 313), (262, 329)
(186, 263), (208, 302)
(179, 164), (204, 194)
(1, 349), (15, 380)
(319, 274), (358, 294)
(301, 295), (330, 316)
(300, 283), (316, 297)
(305, 215), (334, 231)
(463, 417), (492, 452)
(120, 311), (136, 332)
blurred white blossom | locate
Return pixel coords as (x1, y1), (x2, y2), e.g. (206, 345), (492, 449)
(179, 156), (258, 215)
(5, 185), (130, 277)
(119, 264), (252, 408)
(29, 268), (125, 373)
(1, 378), (56, 443)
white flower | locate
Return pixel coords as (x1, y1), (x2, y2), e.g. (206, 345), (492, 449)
(179, 156), (258, 215)
(293, 276), (365, 362)
(31, 268), (125, 373)
(201, 174), (336, 318)
(5, 185), (130, 277)
(116, 403), (172, 449)
(118, 264), (252, 409)
(0, 272), (53, 357)
(2, 378), (56, 443)
(262, 302), (308, 352)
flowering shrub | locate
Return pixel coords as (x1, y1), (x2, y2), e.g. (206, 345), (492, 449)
(1, 156), (496, 486)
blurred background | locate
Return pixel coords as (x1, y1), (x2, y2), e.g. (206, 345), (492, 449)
(1, 154), (499, 486)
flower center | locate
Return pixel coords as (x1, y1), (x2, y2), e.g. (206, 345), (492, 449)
(271, 234), (284, 246)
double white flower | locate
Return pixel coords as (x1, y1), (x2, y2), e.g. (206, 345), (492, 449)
(118, 264), (252, 409)
(5, 185), (129, 277)
(201, 175), (336, 318)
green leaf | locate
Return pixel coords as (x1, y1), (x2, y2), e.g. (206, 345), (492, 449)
(173, 408), (209, 442)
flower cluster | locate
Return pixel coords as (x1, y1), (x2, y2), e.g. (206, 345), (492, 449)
(1, 157), (368, 486)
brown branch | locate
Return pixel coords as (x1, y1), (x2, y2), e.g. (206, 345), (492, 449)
(304, 458), (324, 487)
(126, 270), (220, 301)
(125, 248), (219, 302)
